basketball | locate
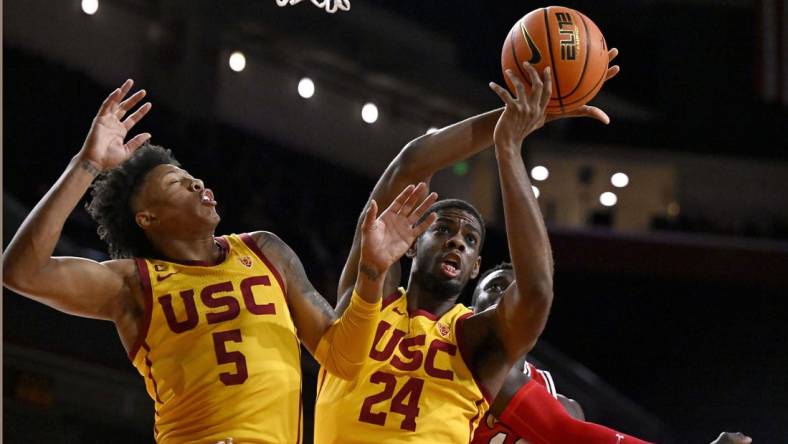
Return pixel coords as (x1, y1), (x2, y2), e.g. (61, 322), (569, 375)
(501, 6), (608, 114)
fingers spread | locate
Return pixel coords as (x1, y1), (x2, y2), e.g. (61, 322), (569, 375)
(608, 47), (619, 62)
(544, 105), (609, 125)
(362, 200), (379, 232)
(489, 80), (516, 107)
(123, 102), (152, 131)
(118, 89), (147, 118)
(605, 65), (620, 81)
(125, 133), (152, 152)
(389, 184), (416, 214)
(538, 66), (552, 111)
(398, 182), (428, 216)
(99, 88), (122, 115)
(413, 212), (438, 237)
(582, 106), (610, 124)
(408, 191), (438, 224)
(509, 67), (529, 102)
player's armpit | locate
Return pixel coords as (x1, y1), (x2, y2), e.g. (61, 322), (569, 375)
(314, 289), (381, 380)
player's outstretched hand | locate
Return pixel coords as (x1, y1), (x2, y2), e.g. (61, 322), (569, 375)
(359, 182), (438, 280)
(78, 79), (152, 172)
(489, 61), (551, 150)
(545, 47), (620, 125)
(710, 431), (752, 444)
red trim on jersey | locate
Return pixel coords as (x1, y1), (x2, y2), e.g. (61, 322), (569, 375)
(381, 290), (402, 310)
(142, 342), (164, 404)
(240, 233), (288, 299)
(296, 342), (303, 444)
(456, 312), (493, 404)
(467, 398), (486, 443)
(408, 308), (438, 320)
(166, 236), (229, 266)
(128, 258), (154, 361)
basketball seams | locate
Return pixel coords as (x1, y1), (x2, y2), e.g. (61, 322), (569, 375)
(510, 24), (533, 88)
(561, 10), (591, 98)
(504, 6), (606, 113)
(542, 7), (564, 113)
(559, 67), (606, 106)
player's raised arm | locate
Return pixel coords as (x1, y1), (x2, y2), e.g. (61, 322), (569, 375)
(335, 109), (506, 314)
(260, 185), (437, 379)
(486, 63), (555, 361)
(335, 49), (619, 315)
(461, 62), (555, 381)
(3, 80), (151, 321)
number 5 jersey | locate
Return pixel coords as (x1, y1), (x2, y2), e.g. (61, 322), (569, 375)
(314, 289), (490, 443)
(130, 233), (302, 444)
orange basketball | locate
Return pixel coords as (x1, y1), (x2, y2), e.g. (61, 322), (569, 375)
(502, 6), (608, 114)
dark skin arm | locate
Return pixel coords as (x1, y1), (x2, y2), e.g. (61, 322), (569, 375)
(335, 109), (504, 315)
(251, 185), (437, 355)
(2, 80), (152, 351)
(336, 50), (620, 314)
(250, 231), (336, 354)
(459, 63), (555, 399)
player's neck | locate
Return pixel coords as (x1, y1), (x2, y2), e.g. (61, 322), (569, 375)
(405, 279), (461, 318)
(150, 233), (223, 264)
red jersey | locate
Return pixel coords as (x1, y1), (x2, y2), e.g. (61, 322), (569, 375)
(471, 362), (557, 444)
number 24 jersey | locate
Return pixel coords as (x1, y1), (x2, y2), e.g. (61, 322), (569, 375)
(315, 289), (490, 443)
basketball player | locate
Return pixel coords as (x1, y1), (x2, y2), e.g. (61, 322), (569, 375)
(471, 264), (753, 444)
(313, 59), (569, 442)
(2, 79), (438, 443)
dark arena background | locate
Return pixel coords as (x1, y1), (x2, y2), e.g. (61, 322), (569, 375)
(4, 0), (788, 442)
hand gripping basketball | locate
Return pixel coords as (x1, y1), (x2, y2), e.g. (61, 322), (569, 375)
(489, 61), (551, 149)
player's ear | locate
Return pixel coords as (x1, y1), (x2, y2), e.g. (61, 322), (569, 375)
(470, 256), (481, 279)
(135, 210), (157, 229)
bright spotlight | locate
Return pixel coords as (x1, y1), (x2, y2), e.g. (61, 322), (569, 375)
(531, 165), (549, 181)
(361, 102), (378, 124)
(426, 127), (439, 134)
(229, 51), (246, 72)
(611, 172), (629, 188)
(81, 0), (99, 15)
(298, 77), (315, 98)
(531, 186), (540, 199)
(600, 191), (618, 207)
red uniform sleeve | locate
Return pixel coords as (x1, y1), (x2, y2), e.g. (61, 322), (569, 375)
(498, 379), (653, 444)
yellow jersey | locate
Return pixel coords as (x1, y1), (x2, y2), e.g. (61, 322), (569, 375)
(130, 233), (302, 443)
(314, 289), (490, 444)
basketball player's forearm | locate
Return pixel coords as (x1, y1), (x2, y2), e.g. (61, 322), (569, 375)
(495, 146), (553, 350)
(315, 272), (382, 380)
(3, 156), (98, 288)
(396, 108), (503, 181)
(500, 381), (652, 444)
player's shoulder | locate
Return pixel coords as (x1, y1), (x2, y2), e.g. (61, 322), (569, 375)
(102, 258), (139, 281)
(245, 230), (299, 275)
(247, 230), (289, 251)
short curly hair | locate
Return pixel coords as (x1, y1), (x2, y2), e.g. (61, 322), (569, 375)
(85, 143), (180, 259)
(416, 198), (486, 248)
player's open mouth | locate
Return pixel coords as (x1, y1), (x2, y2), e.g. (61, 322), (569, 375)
(440, 255), (461, 278)
(201, 189), (217, 206)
